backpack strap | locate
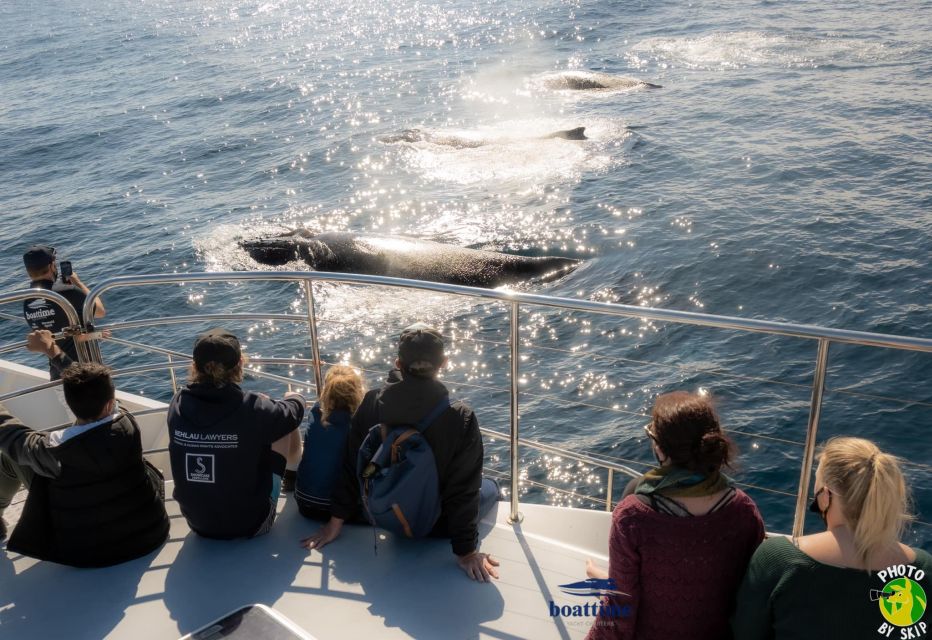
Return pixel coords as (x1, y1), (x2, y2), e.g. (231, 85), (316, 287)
(415, 396), (451, 432)
(391, 429), (420, 464)
(387, 397), (451, 464)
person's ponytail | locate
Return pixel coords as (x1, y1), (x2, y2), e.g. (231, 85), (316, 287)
(851, 452), (911, 567)
(819, 438), (912, 568)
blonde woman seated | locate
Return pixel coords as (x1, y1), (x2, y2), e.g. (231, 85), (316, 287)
(732, 437), (931, 639)
(587, 391), (765, 640)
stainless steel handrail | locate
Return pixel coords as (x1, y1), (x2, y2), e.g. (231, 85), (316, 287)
(793, 339), (830, 539)
(94, 312), (307, 332)
(1, 289), (90, 363)
(508, 301), (522, 523)
(0, 351), (313, 404)
(6, 270), (931, 533)
(81, 272), (932, 352)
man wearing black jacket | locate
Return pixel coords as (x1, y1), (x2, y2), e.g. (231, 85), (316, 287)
(0, 362), (169, 566)
(301, 323), (501, 582)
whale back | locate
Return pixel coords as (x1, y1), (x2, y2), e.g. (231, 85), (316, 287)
(242, 232), (580, 287)
(541, 72), (662, 91)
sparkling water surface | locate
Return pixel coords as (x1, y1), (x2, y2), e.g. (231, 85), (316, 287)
(1, 0), (930, 546)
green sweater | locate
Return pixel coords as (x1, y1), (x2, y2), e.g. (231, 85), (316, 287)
(732, 536), (931, 640)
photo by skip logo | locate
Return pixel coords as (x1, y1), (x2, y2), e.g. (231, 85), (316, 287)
(548, 578), (632, 620)
(873, 564), (927, 639)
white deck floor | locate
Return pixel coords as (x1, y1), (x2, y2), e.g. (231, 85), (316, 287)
(1, 487), (612, 640)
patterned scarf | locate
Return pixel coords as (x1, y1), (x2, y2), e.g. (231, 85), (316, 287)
(634, 465), (732, 498)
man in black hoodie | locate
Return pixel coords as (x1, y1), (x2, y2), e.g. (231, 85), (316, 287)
(0, 361), (169, 566)
(168, 328), (305, 539)
(300, 323), (501, 582)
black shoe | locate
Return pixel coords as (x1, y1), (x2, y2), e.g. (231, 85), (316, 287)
(1, 517), (7, 542)
(282, 470), (297, 493)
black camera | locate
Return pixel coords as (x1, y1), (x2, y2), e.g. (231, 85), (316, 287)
(59, 261), (73, 284)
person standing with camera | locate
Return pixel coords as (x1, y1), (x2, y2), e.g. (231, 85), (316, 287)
(22, 245), (106, 380)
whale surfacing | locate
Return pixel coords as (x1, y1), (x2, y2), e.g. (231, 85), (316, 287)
(241, 230), (580, 288)
(377, 127), (587, 148)
(540, 71), (662, 91)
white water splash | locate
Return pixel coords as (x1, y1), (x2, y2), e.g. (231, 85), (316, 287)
(627, 31), (905, 70)
(396, 118), (630, 185)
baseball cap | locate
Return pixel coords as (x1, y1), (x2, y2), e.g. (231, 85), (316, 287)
(398, 322), (445, 375)
(23, 245), (56, 270)
(193, 328), (242, 369)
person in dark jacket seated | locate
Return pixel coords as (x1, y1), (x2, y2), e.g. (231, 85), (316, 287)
(0, 362), (169, 567)
(168, 328), (305, 539)
(585, 391), (765, 640)
(295, 365), (366, 521)
(300, 323), (502, 582)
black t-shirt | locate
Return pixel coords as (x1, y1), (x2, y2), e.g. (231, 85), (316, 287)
(23, 278), (87, 365)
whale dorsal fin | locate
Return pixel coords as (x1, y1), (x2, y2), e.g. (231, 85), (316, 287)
(543, 127), (587, 141)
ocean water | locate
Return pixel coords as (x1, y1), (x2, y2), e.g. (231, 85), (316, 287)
(0, 0), (930, 547)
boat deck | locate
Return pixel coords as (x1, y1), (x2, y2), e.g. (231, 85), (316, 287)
(1, 485), (610, 640)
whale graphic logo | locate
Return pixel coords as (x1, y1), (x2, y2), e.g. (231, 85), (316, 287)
(26, 298), (48, 310)
(558, 578), (629, 598)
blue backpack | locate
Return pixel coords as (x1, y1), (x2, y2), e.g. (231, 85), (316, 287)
(356, 397), (450, 539)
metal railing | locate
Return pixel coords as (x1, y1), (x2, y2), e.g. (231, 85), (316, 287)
(1, 289), (93, 363)
(4, 272), (932, 535)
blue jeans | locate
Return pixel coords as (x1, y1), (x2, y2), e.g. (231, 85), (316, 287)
(428, 476), (501, 540)
(478, 477), (501, 521)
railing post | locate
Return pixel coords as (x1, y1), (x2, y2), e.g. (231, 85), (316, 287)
(167, 354), (179, 395)
(792, 338), (831, 539)
(72, 329), (92, 364)
(80, 326), (105, 365)
(303, 279), (324, 396)
(606, 468), (614, 512)
(508, 301), (523, 524)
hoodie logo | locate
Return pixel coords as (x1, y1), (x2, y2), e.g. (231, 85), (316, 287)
(186, 453), (215, 483)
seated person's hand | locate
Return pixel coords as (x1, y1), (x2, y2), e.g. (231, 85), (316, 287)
(586, 557), (609, 580)
(300, 517), (344, 551)
(457, 551), (500, 582)
(26, 330), (59, 358)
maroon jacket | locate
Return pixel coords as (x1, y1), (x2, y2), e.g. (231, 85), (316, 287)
(586, 490), (764, 640)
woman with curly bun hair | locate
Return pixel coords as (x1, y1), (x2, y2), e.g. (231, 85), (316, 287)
(586, 391), (765, 640)
(732, 437), (931, 639)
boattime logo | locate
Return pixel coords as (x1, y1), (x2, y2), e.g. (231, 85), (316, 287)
(873, 564), (927, 638)
(548, 578), (631, 622)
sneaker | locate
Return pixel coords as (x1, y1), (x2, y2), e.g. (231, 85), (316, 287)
(282, 469), (297, 493)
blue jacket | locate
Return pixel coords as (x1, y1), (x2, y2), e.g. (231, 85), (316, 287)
(295, 404), (352, 512)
